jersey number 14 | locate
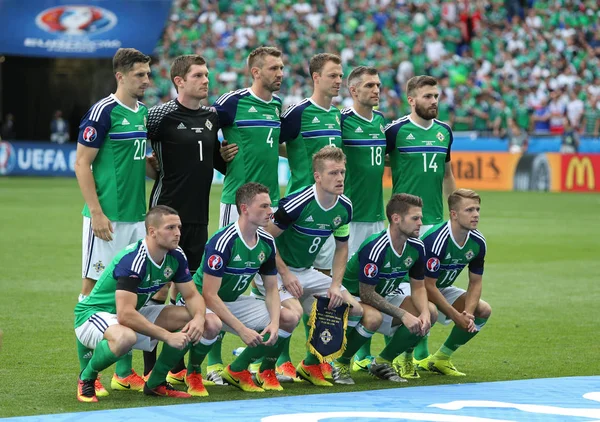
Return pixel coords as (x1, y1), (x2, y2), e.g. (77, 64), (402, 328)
(422, 153), (438, 172)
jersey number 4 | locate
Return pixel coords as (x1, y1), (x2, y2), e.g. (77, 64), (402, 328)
(422, 153), (438, 172)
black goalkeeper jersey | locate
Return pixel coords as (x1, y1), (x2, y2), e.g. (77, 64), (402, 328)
(147, 99), (226, 224)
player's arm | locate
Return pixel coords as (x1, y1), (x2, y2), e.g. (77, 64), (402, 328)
(145, 156), (158, 180)
(74, 143), (113, 241)
(408, 246), (430, 334)
(464, 272), (483, 317)
(202, 273), (263, 347)
(176, 280), (205, 345)
(279, 143), (287, 158)
(213, 136), (228, 174)
(328, 225), (350, 308)
(359, 282), (421, 334)
(115, 279), (188, 349)
(424, 276), (473, 331)
(443, 140), (457, 198)
(260, 274), (281, 346)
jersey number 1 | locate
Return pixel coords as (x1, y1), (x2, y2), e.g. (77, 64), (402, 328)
(198, 141), (203, 161)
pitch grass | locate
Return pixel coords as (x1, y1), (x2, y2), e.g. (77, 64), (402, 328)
(0, 177), (598, 417)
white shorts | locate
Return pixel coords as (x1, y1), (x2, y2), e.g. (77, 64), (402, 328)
(74, 304), (164, 352)
(313, 235), (335, 271)
(220, 203), (278, 228)
(437, 286), (467, 325)
(219, 203), (240, 228)
(208, 295), (274, 334)
(82, 217), (146, 280)
(348, 221), (386, 260)
(420, 224), (434, 237)
(255, 267), (347, 315)
(354, 293), (407, 336)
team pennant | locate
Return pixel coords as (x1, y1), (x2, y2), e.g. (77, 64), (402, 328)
(306, 296), (350, 362)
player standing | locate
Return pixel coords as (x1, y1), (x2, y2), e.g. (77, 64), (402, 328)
(74, 48), (156, 394)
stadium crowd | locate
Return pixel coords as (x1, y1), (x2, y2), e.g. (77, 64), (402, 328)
(144, 0), (600, 137)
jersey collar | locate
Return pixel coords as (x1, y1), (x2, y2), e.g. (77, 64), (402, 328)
(312, 184), (339, 212)
(350, 107), (374, 123)
(248, 88), (274, 104)
(447, 220), (470, 249)
(408, 115), (434, 131)
(308, 98), (334, 113)
(110, 93), (140, 113)
(386, 227), (406, 258)
(234, 221), (258, 250)
(142, 239), (166, 268)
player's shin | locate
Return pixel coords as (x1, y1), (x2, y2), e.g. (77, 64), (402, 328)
(230, 341), (266, 373)
(260, 331), (292, 371)
(413, 335), (430, 360)
(143, 348), (157, 377)
(276, 336), (292, 366)
(206, 331), (226, 368)
(115, 350), (133, 378)
(337, 323), (375, 365)
(188, 337), (217, 373)
(77, 338), (93, 371)
(378, 325), (423, 363)
(81, 340), (120, 381)
(146, 339), (191, 389)
(436, 317), (488, 358)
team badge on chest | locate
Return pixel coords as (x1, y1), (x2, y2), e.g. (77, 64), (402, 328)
(465, 250), (475, 260)
(332, 215), (342, 227)
(404, 256), (413, 267)
(436, 132), (445, 141)
(258, 251), (266, 263)
(205, 120), (213, 131)
(164, 266), (173, 278)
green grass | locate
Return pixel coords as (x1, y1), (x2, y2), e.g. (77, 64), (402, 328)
(0, 177), (598, 417)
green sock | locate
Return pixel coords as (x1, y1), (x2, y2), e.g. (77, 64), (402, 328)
(81, 340), (119, 381)
(338, 324), (375, 365)
(439, 317), (488, 357)
(384, 334), (392, 346)
(260, 333), (290, 371)
(302, 313), (310, 339)
(77, 339), (93, 372)
(414, 335), (430, 360)
(187, 340), (215, 374)
(378, 325), (421, 362)
(147, 341), (190, 389)
(303, 351), (321, 366)
(206, 331), (225, 366)
(230, 332), (267, 372)
(115, 350), (133, 378)
(276, 335), (292, 366)
(354, 337), (372, 361)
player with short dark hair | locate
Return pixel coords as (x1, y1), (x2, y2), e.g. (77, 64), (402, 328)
(74, 47), (155, 395)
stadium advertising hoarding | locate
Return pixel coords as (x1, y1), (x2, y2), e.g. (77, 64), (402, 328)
(1, 141), (599, 193)
(0, 1), (171, 57)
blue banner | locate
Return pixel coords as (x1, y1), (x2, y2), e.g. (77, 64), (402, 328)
(0, 1), (171, 57)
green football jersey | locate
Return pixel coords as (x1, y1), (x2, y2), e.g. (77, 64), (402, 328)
(192, 222), (277, 302)
(74, 239), (191, 328)
(214, 88), (282, 206)
(280, 99), (342, 195)
(273, 185), (352, 269)
(420, 222), (486, 288)
(340, 107), (386, 222)
(77, 94), (148, 222)
(385, 116), (453, 225)
(343, 229), (426, 297)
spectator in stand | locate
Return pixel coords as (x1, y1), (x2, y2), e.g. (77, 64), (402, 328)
(532, 99), (551, 134)
(548, 89), (567, 135)
(581, 95), (600, 137)
(1, 113), (16, 140)
(50, 110), (70, 144)
(560, 118), (580, 153)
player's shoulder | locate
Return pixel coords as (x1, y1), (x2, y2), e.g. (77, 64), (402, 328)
(470, 229), (487, 250)
(422, 222), (451, 255)
(137, 100), (148, 111)
(373, 110), (385, 119)
(117, 240), (147, 271)
(257, 227), (276, 246)
(280, 185), (315, 210)
(281, 98), (310, 118)
(384, 115), (410, 132)
(215, 88), (250, 105)
(407, 237), (426, 253)
(86, 95), (118, 122)
(167, 246), (188, 262)
(148, 99), (179, 118)
(208, 223), (239, 252)
(272, 94), (283, 105)
(338, 194), (353, 214)
(340, 107), (355, 123)
(433, 118), (452, 133)
(362, 229), (390, 262)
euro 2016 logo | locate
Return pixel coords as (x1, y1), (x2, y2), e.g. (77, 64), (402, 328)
(36, 6), (117, 36)
(427, 257), (440, 272)
(363, 263), (378, 278)
(82, 126), (97, 143)
(207, 254), (223, 271)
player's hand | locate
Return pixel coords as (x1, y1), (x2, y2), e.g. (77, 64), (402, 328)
(166, 331), (190, 350)
(401, 312), (422, 335)
(455, 311), (476, 332)
(181, 317), (205, 345)
(240, 327), (263, 347)
(326, 286), (344, 309)
(91, 211), (113, 241)
(220, 139), (238, 162)
(282, 273), (303, 298)
(260, 323), (279, 346)
(146, 152), (160, 172)
(418, 314), (432, 336)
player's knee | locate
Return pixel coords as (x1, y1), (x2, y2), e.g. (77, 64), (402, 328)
(280, 308), (300, 332)
(477, 300), (492, 319)
(203, 314), (222, 340)
(360, 307), (383, 331)
(428, 302), (439, 325)
(110, 327), (137, 355)
(283, 298), (303, 320)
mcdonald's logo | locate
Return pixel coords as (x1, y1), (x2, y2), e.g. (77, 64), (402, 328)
(565, 157), (595, 190)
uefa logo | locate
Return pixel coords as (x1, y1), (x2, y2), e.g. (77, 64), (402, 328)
(35, 5), (117, 36)
(0, 142), (16, 176)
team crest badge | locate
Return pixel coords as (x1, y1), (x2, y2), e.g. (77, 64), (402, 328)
(163, 266), (173, 278)
(205, 120), (213, 131)
(275, 107), (280, 117)
(82, 126), (97, 143)
(465, 250), (475, 260)
(207, 254), (223, 270)
(258, 251), (266, 263)
(333, 215), (342, 227)
(143, 116), (147, 126)
(320, 329), (333, 344)
(436, 132), (445, 141)
(380, 124), (385, 133)
(363, 263), (378, 278)
(404, 256), (413, 267)
(93, 260), (105, 272)
(426, 257), (440, 272)
(335, 114), (340, 125)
